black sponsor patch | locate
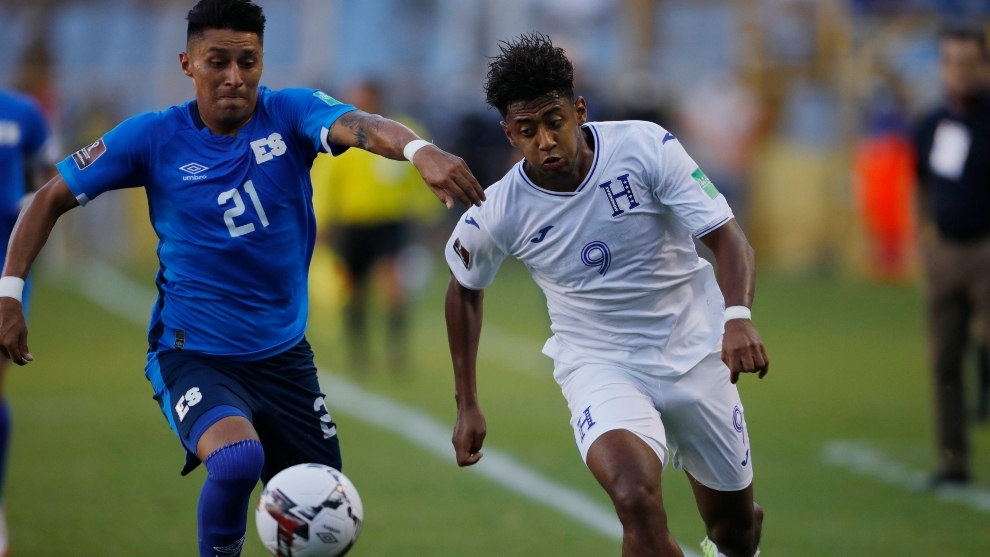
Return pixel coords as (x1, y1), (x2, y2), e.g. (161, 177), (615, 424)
(453, 238), (471, 270)
(71, 138), (107, 170)
(174, 330), (185, 350)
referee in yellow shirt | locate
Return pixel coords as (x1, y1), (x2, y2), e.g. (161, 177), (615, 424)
(311, 80), (439, 372)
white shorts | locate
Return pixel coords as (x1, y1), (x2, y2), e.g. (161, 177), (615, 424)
(556, 346), (754, 492)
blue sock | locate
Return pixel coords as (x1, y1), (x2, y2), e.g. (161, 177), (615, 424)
(0, 398), (9, 502)
(198, 439), (264, 557)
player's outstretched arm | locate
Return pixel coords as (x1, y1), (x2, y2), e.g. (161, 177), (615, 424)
(328, 110), (485, 209)
(0, 175), (79, 365)
(445, 274), (487, 467)
(699, 219), (769, 384)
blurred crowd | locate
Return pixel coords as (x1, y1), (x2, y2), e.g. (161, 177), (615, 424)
(2, 0), (988, 282)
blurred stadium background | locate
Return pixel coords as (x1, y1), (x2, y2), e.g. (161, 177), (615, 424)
(1, 0), (989, 555)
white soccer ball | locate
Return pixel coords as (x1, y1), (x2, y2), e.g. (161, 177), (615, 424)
(256, 463), (363, 557)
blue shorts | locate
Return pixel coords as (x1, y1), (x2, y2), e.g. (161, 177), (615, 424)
(144, 338), (341, 483)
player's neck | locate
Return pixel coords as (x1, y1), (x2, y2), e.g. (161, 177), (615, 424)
(195, 103), (254, 137)
(525, 127), (595, 193)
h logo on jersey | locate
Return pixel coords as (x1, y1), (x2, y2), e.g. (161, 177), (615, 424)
(251, 133), (287, 164)
(576, 406), (596, 442)
(598, 173), (639, 217)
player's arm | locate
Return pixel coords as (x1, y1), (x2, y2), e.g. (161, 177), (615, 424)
(0, 175), (80, 365)
(699, 220), (769, 384)
(327, 110), (485, 209)
(445, 275), (487, 466)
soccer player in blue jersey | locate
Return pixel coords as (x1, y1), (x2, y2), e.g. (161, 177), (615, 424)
(0, 87), (57, 555)
(0, 1), (484, 555)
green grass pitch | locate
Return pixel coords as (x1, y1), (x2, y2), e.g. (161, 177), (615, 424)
(5, 260), (989, 555)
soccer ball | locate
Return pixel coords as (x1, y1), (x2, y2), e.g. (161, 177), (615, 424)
(256, 464), (363, 557)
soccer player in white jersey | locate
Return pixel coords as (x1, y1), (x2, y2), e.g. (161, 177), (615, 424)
(444, 34), (768, 557)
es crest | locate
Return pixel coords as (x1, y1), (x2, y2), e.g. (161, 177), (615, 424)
(251, 133), (287, 164)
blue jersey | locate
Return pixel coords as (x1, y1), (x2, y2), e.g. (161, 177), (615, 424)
(57, 86), (356, 359)
(0, 90), (51, 241)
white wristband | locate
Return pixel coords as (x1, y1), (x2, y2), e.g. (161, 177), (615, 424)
(0, 277), (25, 303)
(724, 306), (751, 323)
(403, 139), (432, 162)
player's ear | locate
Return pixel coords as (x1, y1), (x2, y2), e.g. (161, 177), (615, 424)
(500, 121), (518, 148)
(573, 97), (588, 125)
(180, 52), (193, 78)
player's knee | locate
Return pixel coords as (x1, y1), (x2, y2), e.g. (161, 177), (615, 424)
(707, 506), (761, 557)
(608, 478), (664, 525)
(204, 439), (265, 485)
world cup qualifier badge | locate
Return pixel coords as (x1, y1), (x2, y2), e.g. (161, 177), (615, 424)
(72, 138), (107, 170)
(453, 238), (471, 270)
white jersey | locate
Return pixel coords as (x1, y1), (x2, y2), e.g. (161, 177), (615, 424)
(446, 121), (733, 376)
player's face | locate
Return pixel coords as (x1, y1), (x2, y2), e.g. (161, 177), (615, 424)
(181, 29), (264, 130)
(940, 38), (987, 101)
(502, 95), (588, 179)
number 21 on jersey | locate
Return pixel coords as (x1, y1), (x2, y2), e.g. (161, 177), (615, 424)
(218, 180), (269, 238)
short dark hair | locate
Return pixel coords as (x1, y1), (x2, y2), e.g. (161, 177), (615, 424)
(485, 33), (575, 116)
(187, 0), (266, 45)
(939, 22), (988, 57)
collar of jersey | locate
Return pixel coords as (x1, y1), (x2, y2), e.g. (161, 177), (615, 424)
(517, 123), (602, 198)
(185, 98), (259, 142)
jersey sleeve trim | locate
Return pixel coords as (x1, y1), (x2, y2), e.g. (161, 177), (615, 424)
(694, 211), (733, 238)
(55, 163), (90, 206)
(318, 107), (358, 156)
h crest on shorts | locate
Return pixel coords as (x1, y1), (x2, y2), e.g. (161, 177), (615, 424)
(576, 406), (596, 442)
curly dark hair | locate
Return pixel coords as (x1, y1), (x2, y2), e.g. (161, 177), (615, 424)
(187, 0), (266, 44)
(485, 33), (574, 116)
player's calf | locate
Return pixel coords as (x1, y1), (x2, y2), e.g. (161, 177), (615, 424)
(198, 439), (265, 557)
(705, 504), (761, 557)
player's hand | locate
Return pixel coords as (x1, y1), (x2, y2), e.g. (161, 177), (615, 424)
(452, 403), (487, 467)
(0, 297), (32, 365)
(412, 146), (486, 209)
(722, 319), (768, 384)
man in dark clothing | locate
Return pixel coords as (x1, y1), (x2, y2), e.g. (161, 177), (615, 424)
(914, 24), (990, 487)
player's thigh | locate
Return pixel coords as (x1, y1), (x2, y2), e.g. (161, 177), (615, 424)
(556, 361), (668, 467)
(146, 351), (255, 457)
(249, 340), (341, 483)
(196, 416), (260, 460)
(660, 349), (753, 492)
(586, 429), (666, 506)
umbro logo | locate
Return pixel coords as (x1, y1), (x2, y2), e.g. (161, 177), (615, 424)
(179, 162), (209, 181)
